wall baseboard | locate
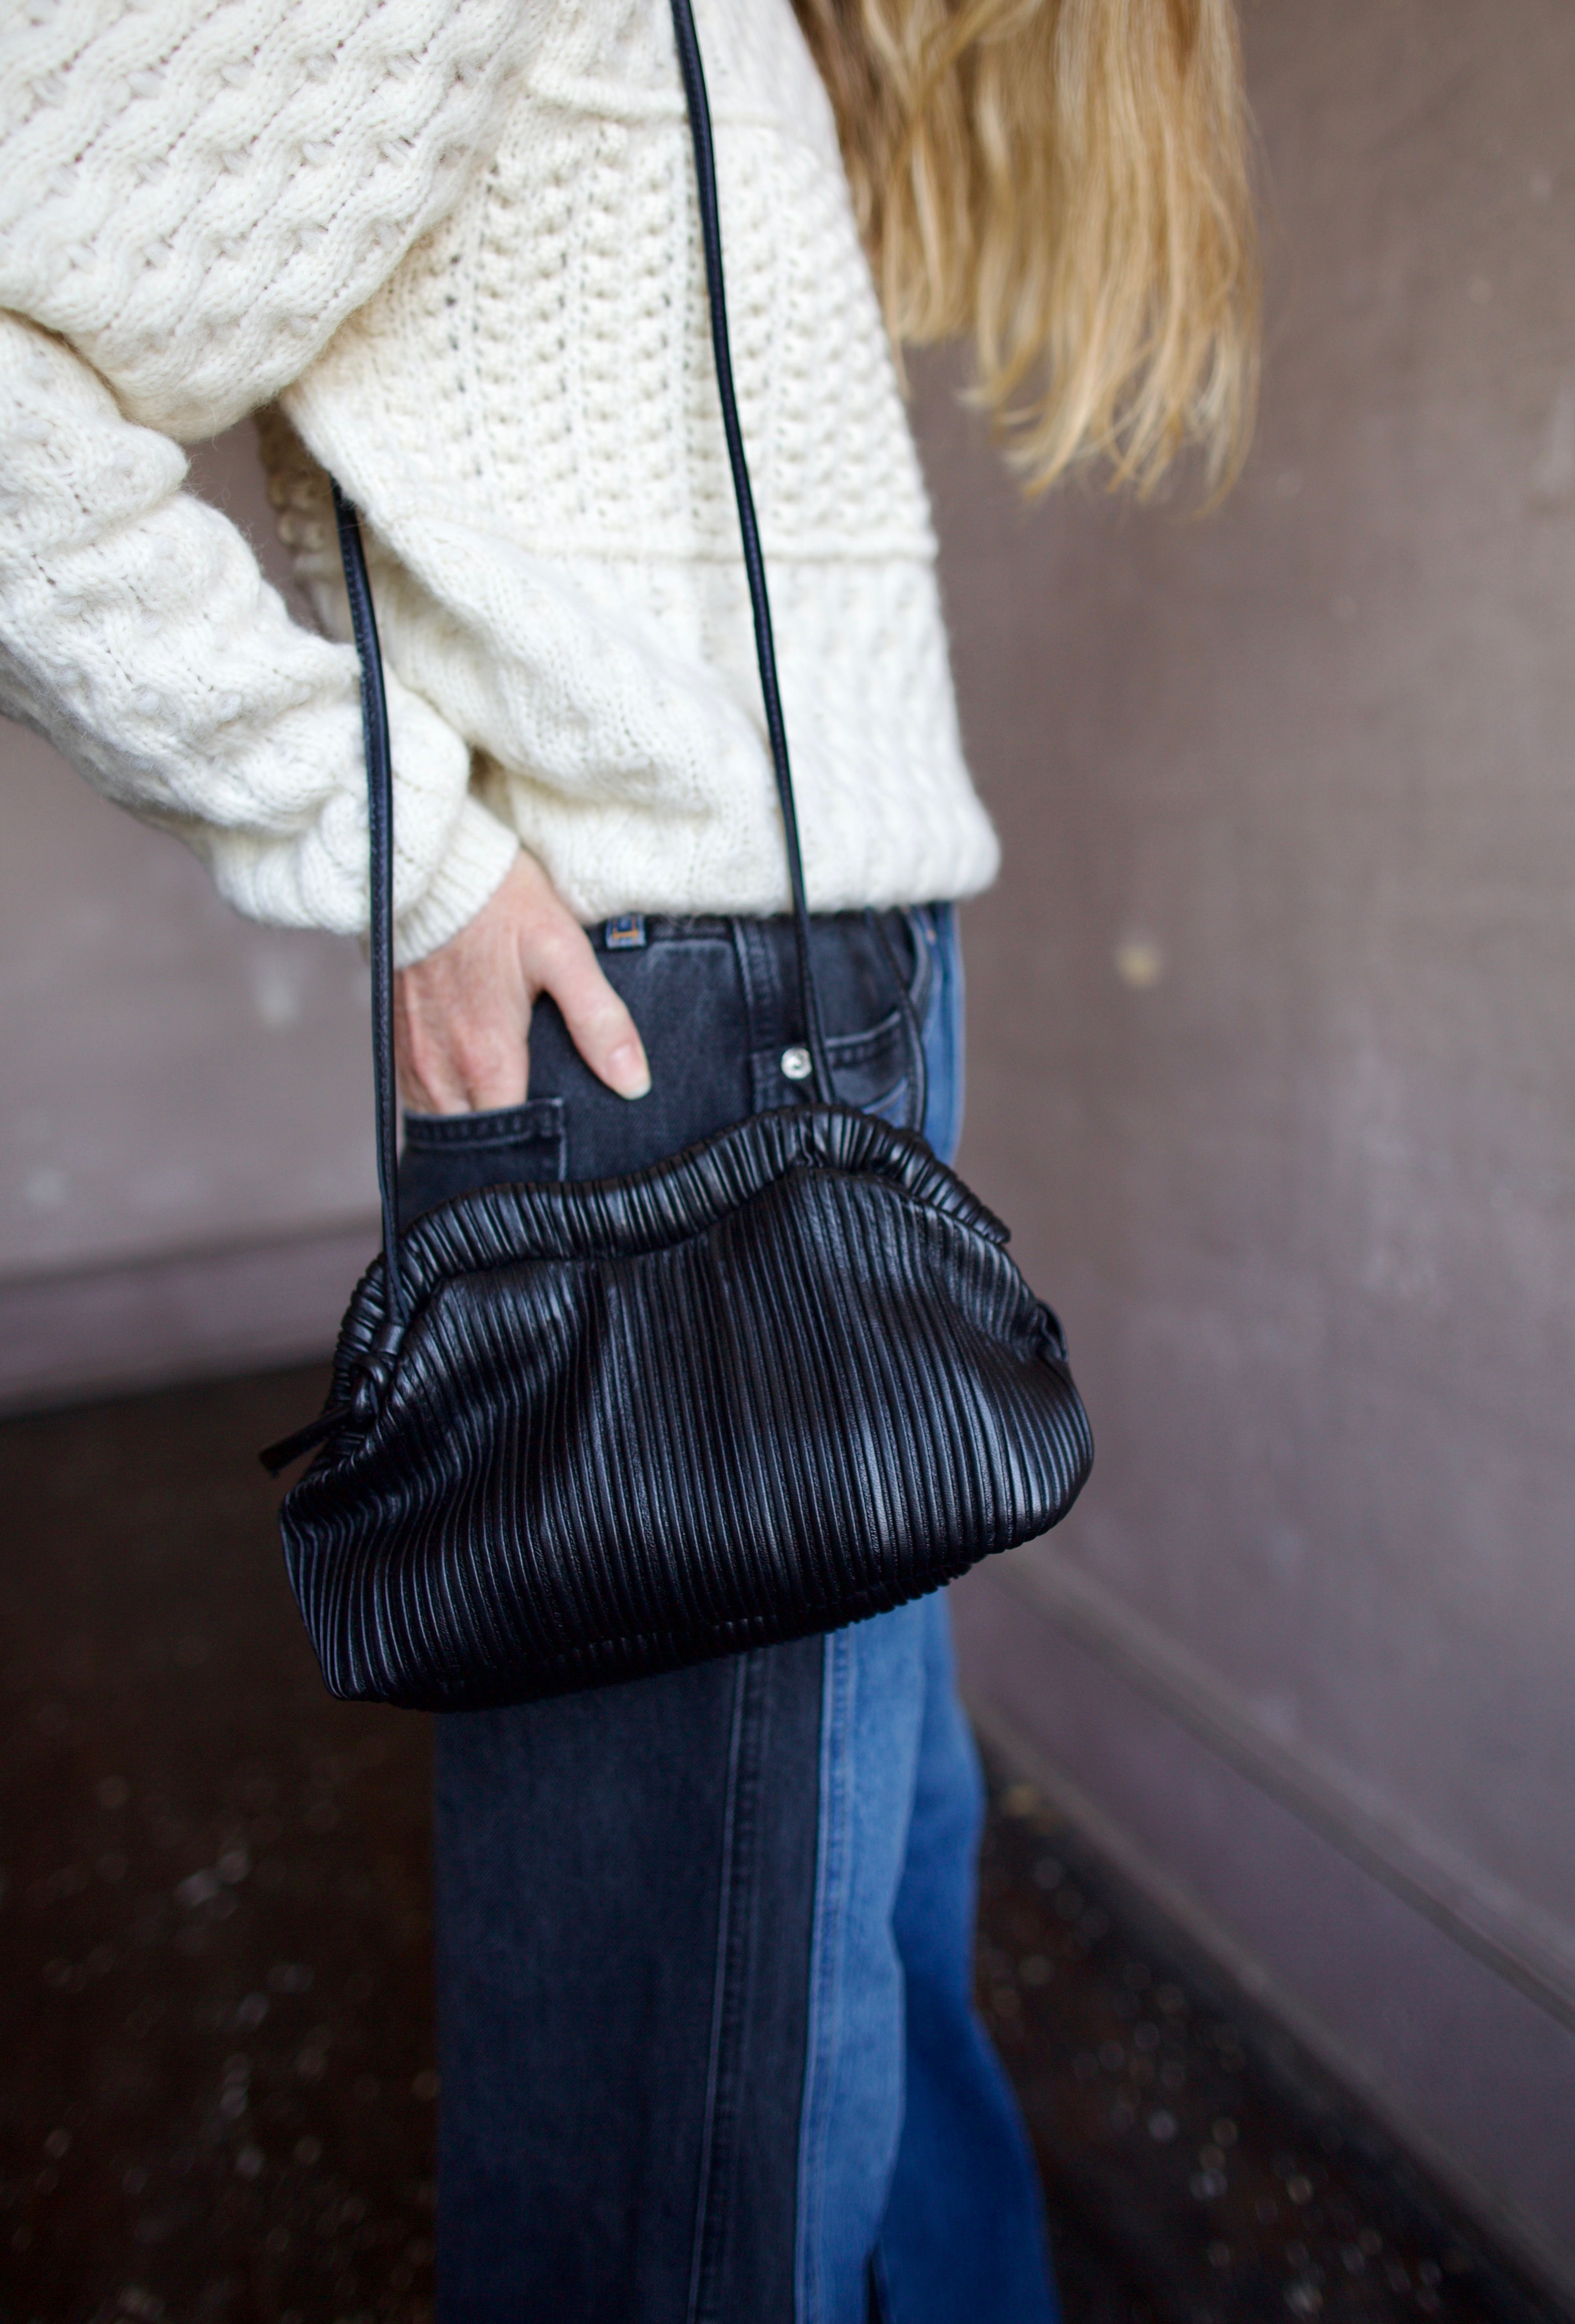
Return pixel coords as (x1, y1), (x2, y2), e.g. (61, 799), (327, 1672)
(966, 1687), (1575, 2315)
(951, 1561), (1575, 2297)
(1000, 1546), (1575, 2033)
(0, 1218), (378, 1415)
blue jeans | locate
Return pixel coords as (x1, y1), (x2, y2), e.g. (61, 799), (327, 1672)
(402, 909), (1056, 2324)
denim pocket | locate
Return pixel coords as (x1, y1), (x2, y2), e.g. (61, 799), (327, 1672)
(824, 1013), (912, 1118)
(399, 1097), (567, 1220)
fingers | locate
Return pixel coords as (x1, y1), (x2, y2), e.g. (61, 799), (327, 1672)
(527, 913), (651, 1100)
(390, 850), (651, 1118)
(394, 965), (529, 1114)
(393, 855), (535, 1114)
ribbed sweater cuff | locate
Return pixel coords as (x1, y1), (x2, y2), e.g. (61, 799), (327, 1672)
(393, 794), (520, 968)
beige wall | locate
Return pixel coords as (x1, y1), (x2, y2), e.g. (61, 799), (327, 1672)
(936, 0), (1575, 2288)
(0, 432), (377, 1405)
(1, 0), (1571, 2287)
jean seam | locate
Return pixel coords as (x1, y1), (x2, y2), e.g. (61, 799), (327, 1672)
(821, 1014), (907, 1072)
(401, 1097), (565, 1150)
(901, 906), (934, 1025)
(731, 917), (769, 1053)
(686, 1654), (749, 2323)
(795, 1627), (853, 2324)
(868, 2246), (895, 2324)
(688, 1651), (777, 2323)
(919, 906), (962, 1165)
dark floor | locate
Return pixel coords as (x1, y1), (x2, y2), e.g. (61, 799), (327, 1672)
(975, 1787), (1565, 2324)
(0, 1368), (1565, 2324)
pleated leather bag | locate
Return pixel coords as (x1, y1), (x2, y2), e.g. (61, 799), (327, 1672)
(262, 0), (1093, 1710)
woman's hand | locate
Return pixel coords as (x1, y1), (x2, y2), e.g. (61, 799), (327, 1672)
(394, 850), (651, 1115)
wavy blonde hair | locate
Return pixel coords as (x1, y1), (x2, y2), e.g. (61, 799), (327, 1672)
(791, 0), (1259, 496)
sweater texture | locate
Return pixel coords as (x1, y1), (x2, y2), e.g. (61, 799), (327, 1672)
(0, 0), (999, 962)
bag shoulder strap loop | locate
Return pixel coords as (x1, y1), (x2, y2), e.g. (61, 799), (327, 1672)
(332, 481), (408, 1325)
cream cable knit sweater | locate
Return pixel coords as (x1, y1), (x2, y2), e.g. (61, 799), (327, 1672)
(0, 0), (999, 963)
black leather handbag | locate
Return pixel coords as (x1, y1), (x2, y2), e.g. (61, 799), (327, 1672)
(262, 0), (1093, 1710)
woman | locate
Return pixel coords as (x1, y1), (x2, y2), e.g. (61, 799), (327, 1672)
(0, 0), (1255, 2314)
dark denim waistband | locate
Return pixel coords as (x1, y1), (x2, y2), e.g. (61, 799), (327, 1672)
(399, 906), (944, 1218)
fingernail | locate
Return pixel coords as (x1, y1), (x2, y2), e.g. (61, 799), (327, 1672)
(608, 1041), (651, 1100)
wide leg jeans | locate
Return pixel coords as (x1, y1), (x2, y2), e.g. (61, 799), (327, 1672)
(398, 907), (1058, 2324)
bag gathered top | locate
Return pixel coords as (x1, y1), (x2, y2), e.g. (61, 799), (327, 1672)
(261, 0), (1094, 1709)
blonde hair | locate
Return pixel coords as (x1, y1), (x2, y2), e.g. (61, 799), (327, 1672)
(791, 0), (1259, 497)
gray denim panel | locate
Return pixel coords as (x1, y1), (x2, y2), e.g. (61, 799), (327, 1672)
(419, 905), (962, 2323)
(433, 1633), (820, 2324)
(425, 908), (918, 2324)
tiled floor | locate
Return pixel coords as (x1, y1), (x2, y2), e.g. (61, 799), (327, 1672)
(0, 1368), (1564, 2324)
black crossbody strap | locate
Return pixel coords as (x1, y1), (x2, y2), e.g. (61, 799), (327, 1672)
(666, 0), (834, 1104)
(333, 0), (837, 1313)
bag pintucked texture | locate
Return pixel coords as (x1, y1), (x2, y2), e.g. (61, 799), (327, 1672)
(269, 0), (1092, 1707)
(283, 1108), (1090, 1707)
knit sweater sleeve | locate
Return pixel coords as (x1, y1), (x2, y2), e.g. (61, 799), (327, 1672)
(0, 0), (544, 959)
(0, 313), (517, 962)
